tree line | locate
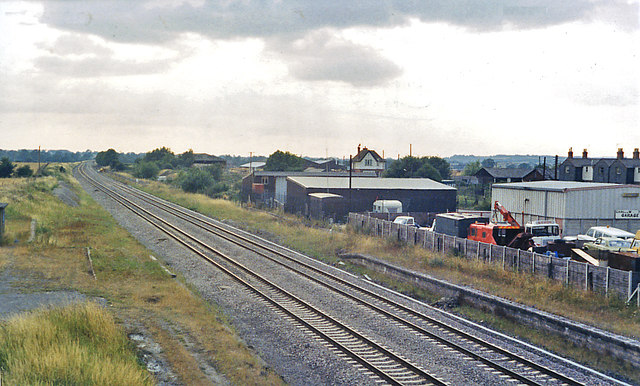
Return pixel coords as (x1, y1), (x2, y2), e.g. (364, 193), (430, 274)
(96, 147), (229, 198)
(0, 149), (96, 163)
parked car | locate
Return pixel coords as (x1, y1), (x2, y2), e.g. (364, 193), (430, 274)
(576, 226), (635, 242)
(393, 216), (419, 228)
(583, 237), (635, 253)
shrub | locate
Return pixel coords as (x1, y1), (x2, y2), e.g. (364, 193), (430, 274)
(178, 168), (214, 193)
(15, 165), (33, 177)
(132, 161), (159, 179)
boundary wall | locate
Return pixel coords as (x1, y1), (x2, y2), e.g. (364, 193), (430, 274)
(348, 213), (640, 303)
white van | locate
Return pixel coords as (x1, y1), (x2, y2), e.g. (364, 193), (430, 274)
(393, 216), (418, 228)
(578, 226), (635, 242)
(373, 200), (402, 214)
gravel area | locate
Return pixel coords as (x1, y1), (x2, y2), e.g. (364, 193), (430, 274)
(76, 166), (628, 385)
(53, 181), (79, 207)
(0, 264), (88, 320)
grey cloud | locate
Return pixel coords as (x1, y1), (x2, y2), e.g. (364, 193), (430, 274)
(34, 34), (176, 77)
(279, 31), (401, 86)
(37, 1), (636, 86)
(39, 1), (638, 45)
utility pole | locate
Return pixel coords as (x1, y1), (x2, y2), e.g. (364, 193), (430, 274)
(37, 146), (41, 178)
(349, 155), (352, 214)
(249, 152), (253, 174)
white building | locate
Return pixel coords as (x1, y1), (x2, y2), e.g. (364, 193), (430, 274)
(352, 146), (385, 176)
(491, 181), (640, 236)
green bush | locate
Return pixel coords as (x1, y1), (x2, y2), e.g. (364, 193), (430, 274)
(178, 168), (215, 193)
(15, 165), (33, 177)
(132, 161), (159, 179)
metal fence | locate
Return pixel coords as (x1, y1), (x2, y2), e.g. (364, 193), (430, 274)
(349, 213), (640, 304)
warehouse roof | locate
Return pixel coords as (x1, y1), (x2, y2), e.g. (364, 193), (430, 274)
(492, 180), (639, 192)
(251, 171), (376, 177)
(288, 176), (456, 190)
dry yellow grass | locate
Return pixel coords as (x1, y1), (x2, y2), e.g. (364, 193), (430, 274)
(0, 302), (152, 385)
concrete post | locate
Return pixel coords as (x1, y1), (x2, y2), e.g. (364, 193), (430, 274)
(605, 267), (610, 297)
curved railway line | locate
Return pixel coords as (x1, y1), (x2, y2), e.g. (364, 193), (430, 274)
(76, 162), (624, 385)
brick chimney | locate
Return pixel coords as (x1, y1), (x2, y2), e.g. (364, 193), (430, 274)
(357, 144), (361, 154)
(634, 148), (639, 160)
(568, 147), (573, 158)
(617, 148), (624, 159)
(582, 149), (588, 159)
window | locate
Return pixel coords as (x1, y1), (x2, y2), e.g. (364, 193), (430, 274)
(599, 167), (605, 174)
(365, 159), (373, 166)
(564, 166), (570, 174)
(616, 167), (622, 175)
(261, 177), (269, 184)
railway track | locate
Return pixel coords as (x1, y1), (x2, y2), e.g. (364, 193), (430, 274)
(78, 163), (443, 385)
(77, 162), (615, 385)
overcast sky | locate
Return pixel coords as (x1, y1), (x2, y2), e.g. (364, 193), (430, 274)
(1, 1), (638, 159)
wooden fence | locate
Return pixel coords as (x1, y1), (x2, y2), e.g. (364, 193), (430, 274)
(349, 213), (640, 303)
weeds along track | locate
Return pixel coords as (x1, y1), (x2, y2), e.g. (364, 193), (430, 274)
(77, 163), (619, 385)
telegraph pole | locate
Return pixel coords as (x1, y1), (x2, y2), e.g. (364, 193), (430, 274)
(349, 154), (352, 214)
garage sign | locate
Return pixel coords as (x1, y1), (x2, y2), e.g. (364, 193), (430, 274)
(615, 210), (640, 219)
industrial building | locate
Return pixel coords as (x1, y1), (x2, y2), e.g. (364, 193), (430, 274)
(285, 176), (456, 217)
(491, 181), (640, 236)
(241, 171), (376, 206)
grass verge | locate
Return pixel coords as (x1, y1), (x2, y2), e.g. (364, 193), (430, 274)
(0, 167), (283, 385)
(0, 302), (151, 385)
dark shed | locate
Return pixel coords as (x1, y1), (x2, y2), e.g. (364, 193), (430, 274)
(308, 193), (346, 221)
(434, 213), (488, 238)
(286, 176), (456, 216)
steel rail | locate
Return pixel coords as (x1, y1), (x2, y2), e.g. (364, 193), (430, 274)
(77, 163), (444, 386)
(106, 172), (582, 386)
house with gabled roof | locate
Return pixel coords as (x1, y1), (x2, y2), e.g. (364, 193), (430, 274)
(352, 145), (385, 176)
(559, 147), (640, 184)
(609, 148), (640, 184)
(474, 167), (542, 185)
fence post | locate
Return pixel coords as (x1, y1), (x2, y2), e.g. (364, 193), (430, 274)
(629, 271), (633, 301)
(489, 245), (492, 263)
(532, 253), (536, 274)
(584, 263), (589, 291)
(548, 256), (553, 279)
(605, 266), (610, 297)
(476, 242), (480, 261)
(502, 247), (506, 270)
(566, 260), (570, 285)
(516, 249), (520, 272)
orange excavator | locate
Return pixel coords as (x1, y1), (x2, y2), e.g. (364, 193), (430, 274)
(468, 201), (531, 248)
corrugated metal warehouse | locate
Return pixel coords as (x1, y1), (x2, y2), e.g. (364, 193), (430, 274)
(286, 176), (457, 217)
(241, 171), (376, 205)
(492, 181), (640, 236)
